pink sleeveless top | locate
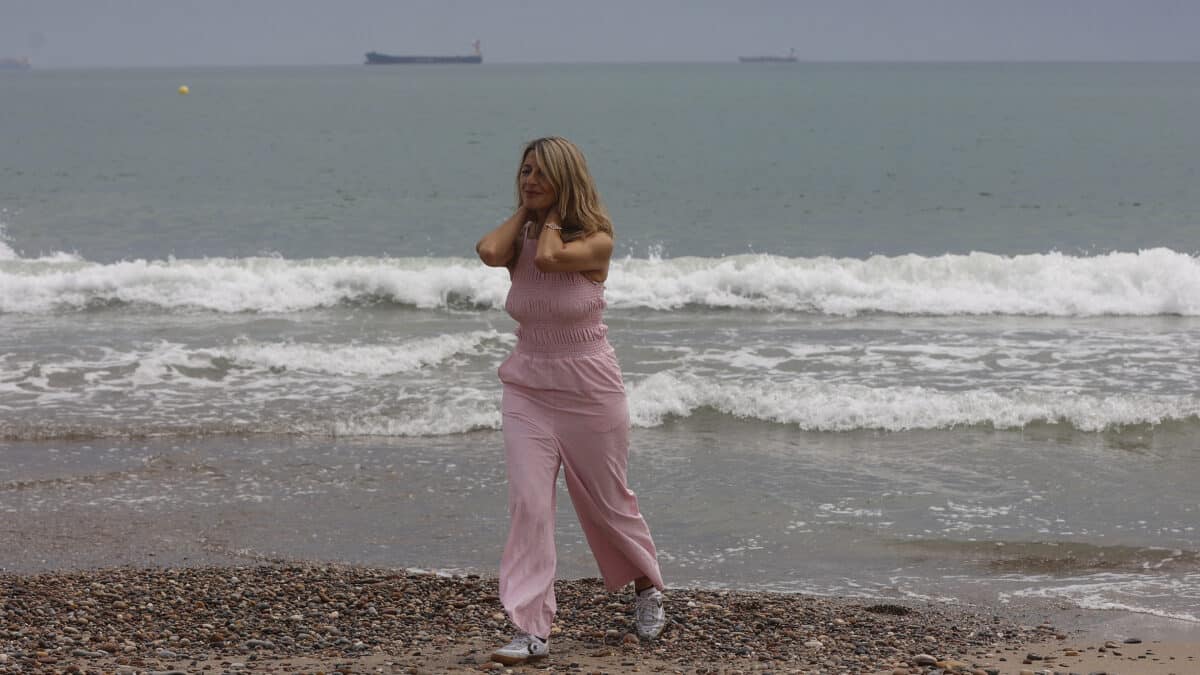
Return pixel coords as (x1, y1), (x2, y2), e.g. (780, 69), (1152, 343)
(496, 231), (625, 393)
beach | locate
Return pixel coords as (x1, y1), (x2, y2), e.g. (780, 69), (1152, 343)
(3, 563), (1197, 674)
(3, 437), (1199, 675)
(4, 62), (1200, 672)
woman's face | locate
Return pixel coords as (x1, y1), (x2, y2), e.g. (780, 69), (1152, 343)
(520, 151), (557, 213)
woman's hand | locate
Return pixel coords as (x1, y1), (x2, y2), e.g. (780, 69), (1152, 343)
(524, 203), (554, 229)
(534, 211), (612, 277)
(477, 207), (532, 268)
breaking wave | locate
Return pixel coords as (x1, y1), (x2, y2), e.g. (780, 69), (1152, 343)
(624, 372), (1200, 432)
(5, 372), (1199, 440)
(3, 248), (1200, 316)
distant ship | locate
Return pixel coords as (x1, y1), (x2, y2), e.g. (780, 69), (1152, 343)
(365, 40), (482, 65)
(0, 57), (32, 71)
(738, 48), (797, 63)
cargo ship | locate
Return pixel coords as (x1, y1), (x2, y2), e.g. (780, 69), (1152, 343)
(365, 40), (481, 65)
(738, 48), (797, 63)
(0, 57), (32, 71)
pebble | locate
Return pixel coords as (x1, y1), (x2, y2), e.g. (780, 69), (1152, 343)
(245, 639), (275, 649)
(913, 653), (937, 666)
(0, 564), (1045, 674)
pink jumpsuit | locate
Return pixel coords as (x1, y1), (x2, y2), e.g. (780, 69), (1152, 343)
(496, 232), (664, 638)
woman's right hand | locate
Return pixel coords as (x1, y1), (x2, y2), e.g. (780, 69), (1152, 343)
(477, 206), (532, 268)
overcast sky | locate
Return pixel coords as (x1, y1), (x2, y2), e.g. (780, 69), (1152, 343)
(4, 0), (1199, 67)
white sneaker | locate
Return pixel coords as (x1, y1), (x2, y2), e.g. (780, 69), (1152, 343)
(634, 587), (666, 640)
(491, 632), (549, 665)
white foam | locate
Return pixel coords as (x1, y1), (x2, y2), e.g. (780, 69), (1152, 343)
(625, 371), (1200, 432)
(1006, 572), (1200, 623)
(0, 255), (510, 313)
(217, 331), (513, 377)
(606, 248), (1200, 315)
(16, 332), (512, 388)
(11, 341), (1200, 438)
(130, 342), (223, 387)
(0, 220), (83, 263)
(0, 222), (17, 261)
(2, 248), (1199, 315)
(818, 502), (883, 518)
(327, 400), (502, 437)
(9, 358), (1200, 437)
(943, 501), (1013, 518)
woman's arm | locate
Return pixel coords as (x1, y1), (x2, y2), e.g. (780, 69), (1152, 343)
(476, 207), (528, 267)
(533, 211), (613, 274)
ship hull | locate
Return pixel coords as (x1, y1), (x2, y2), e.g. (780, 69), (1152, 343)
(365, 52), (482, 65)
(738, 56), (798, 63)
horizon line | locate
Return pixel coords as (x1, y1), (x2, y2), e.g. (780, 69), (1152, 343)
(13, 57), (1200, 70)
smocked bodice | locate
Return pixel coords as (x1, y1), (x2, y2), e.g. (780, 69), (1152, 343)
(504, 235), (609, 355)
(497, 233), (624, 393)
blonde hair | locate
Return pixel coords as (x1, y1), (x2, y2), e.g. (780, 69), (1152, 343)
(515, 137), (614, 243)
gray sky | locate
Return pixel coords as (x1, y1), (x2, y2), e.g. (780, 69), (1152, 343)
(4, 0), (1199, 67)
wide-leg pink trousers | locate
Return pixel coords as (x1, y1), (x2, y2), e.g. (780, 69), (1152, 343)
(498, 383), (664, 638)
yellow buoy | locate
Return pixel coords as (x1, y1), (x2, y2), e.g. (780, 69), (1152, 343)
(178, 85), (189, 95)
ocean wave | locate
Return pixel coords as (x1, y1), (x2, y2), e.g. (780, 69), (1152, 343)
(0, 332), (512, 395)
(216, 331), (513, 377)
(1005, 572), (1200, 623)
(0, 255), (509, 314)
(0, 222), (83, 264)
(327, 406), (502, 437)
(0, 229), (15, 261)
(609, 248), (1200, 315)
(625, 372), (1200, 432)
(2, 248), (1200, 316)
(7, 373), (1200, 441)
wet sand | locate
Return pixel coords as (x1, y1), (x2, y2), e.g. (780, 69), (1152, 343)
(991, 637), (1199, 675)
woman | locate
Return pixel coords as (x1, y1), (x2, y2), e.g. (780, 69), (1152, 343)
(475, 137), (666, 665)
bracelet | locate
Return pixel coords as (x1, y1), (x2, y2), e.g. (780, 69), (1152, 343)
(543, 222), (563, 231)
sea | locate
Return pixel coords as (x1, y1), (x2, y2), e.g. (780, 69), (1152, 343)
(2, 63), (1199, 625)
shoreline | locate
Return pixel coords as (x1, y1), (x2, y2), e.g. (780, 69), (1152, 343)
(3, 563), (1197, 674)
